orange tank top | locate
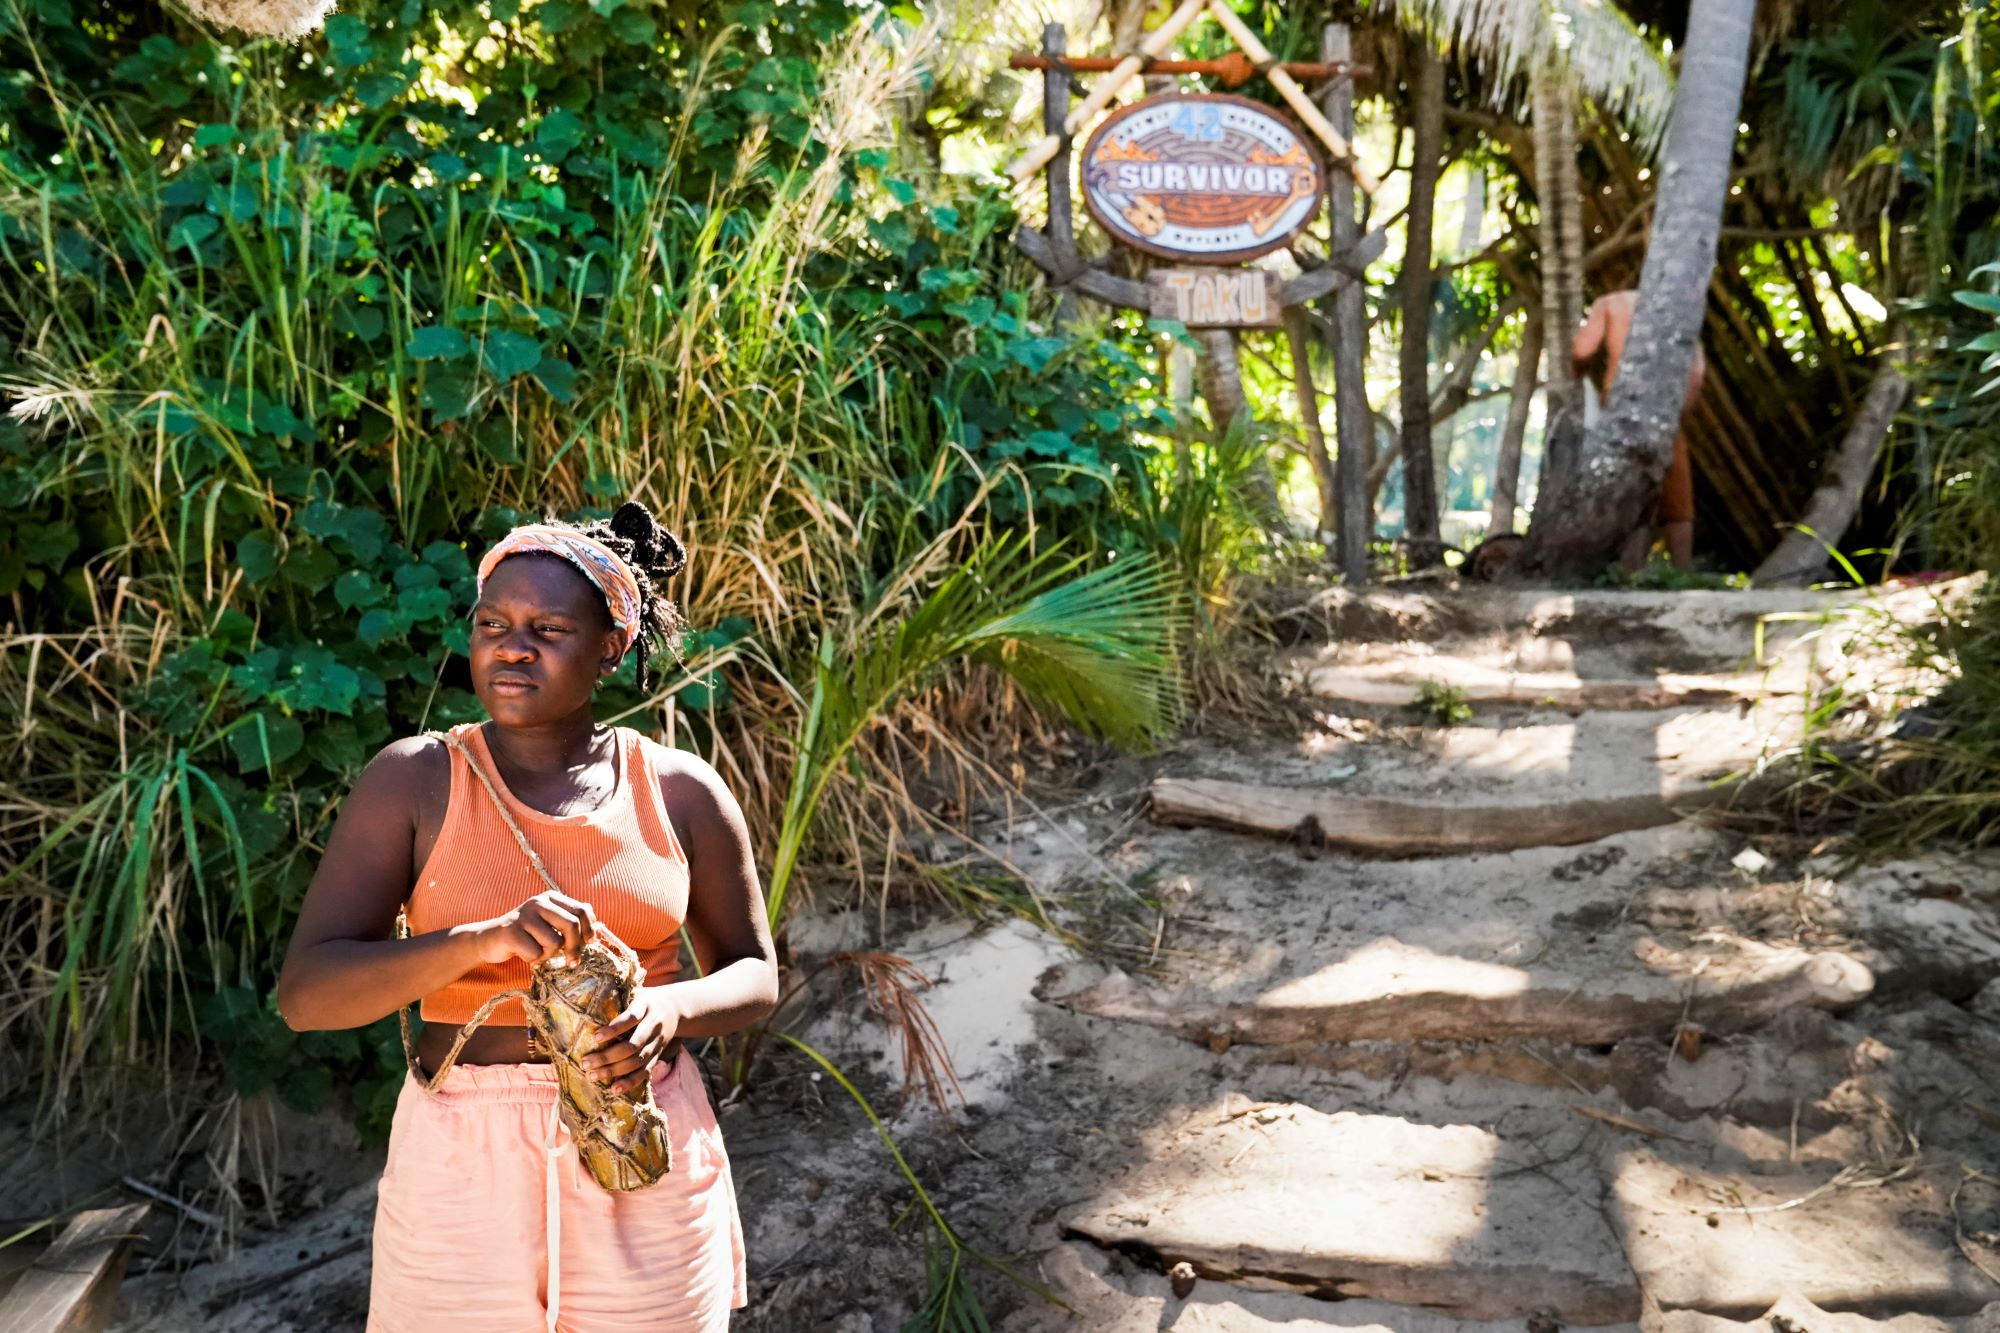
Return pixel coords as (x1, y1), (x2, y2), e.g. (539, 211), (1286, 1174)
(407, 722), (688, 1025)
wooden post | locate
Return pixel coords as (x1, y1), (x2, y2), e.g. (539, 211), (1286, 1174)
(1324, 22), (1371, 583)
(1397, 44), (1446, 567)
(1042, 23), (1080, 328)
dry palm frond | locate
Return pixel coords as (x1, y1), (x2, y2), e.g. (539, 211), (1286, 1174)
(829, 951), (964, 1118)
(171, 0), (336, 41)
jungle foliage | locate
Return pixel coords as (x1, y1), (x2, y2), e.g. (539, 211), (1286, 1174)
(0, 0), (1227, 1130)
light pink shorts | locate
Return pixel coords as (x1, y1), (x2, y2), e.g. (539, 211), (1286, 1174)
(367, 1048), (747, 1332)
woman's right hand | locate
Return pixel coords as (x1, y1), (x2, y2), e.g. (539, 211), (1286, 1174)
(470, 891), (598, 965)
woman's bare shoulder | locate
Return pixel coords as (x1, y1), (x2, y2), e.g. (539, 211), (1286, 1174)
(634, 734), (737, 815)
(348, 733), (451, 810)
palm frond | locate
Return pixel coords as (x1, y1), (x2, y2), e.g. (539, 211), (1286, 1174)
(763, 533), (1184, 926)
(1391, 0), (1676, 154)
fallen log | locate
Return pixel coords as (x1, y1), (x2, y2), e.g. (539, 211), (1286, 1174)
(1149, 776), (1701, 854)
(0, 1202), (149, 1333)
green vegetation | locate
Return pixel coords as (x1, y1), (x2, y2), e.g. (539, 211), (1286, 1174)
(1411, 678), (1475, 727)
(0, 0), (1229, 1131)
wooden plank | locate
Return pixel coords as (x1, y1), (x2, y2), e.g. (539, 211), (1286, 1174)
(1148, 777), (1687, 855)
(0, 1203), (150, 1333)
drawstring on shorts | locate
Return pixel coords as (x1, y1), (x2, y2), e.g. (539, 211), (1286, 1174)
(543, 1096), (580, 1331)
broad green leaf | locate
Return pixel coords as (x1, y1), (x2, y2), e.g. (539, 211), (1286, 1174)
(481, 330), (543, 381)
(409, 325), (469, 360)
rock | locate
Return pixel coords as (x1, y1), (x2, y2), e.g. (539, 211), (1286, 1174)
(1062, 1100), (1640, 1325)
(1827, 856), (2000, 1000)
(1606, 1148), (1999, 1318)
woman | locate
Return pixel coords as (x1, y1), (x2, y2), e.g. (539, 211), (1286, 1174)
(277, 501), (778, 1332)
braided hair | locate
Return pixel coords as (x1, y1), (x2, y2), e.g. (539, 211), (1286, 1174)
(552, 500), (687, 692)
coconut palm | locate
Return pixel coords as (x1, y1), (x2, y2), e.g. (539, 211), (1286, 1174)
(1511, 0), (1759, 578)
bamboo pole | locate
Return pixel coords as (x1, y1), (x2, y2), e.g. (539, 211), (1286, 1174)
(1204, 0), (1380, 194)
(1006, 0), (1208, 181)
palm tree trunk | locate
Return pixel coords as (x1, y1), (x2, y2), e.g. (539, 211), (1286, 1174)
(1490, 311), (1543, 534)
(1196, 329), (1285, 531)
(1530, 55), (1586, 503)
(1510, 0), (1756, 581)
(1398, 45), (1446, 566)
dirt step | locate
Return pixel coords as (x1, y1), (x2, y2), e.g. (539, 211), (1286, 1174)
(1156, 703), (1799, 809)
(1059, 1095), (1642, 1325)
(1661, 1296), (1993, 1333)
(1149, 777), (1695, 855)
(1047, 826), (1878, 1049)
(1289, 580), (1977, 679)
(1606, 1142), (2000, 1319)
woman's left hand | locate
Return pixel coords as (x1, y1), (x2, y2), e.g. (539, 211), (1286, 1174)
(583, 986), (682, 1094)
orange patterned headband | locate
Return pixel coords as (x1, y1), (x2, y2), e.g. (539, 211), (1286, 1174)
(476, 525), (644, 646)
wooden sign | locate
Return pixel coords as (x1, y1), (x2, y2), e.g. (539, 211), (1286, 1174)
(1080, 92), (1327, 264)
(1148, 267), (1282, 327)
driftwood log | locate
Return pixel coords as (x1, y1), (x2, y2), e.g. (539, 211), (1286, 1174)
(1752, 366), (1908, 587)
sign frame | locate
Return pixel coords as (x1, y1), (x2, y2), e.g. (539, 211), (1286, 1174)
(1079, 91), (1330, 267)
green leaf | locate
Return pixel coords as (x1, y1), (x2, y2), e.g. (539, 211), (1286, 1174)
(238, 532), (280, 583)
(1953, 290), (2000, 315)
(397, 584), (453, 625)
(532, 356), (579, 401)
(537, 108), (588, 159)
(193, 123), (237, 149)
(409, 325), (469, 360)
(170, 213), (219, 251)
(229, 711), (305, 773)
(609, 7), (655, 43)
(281, 544), (340, 593)
(480, 330), (544, 381)
(538, 0), (584, 31)
(421, 366), (478, 420)
(278, 653), (362, 715)
(357, 608), (402, 648)
(334, 570), (387, 610)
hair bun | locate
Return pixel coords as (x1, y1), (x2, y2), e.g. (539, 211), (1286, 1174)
(610, 501), (686, 579)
